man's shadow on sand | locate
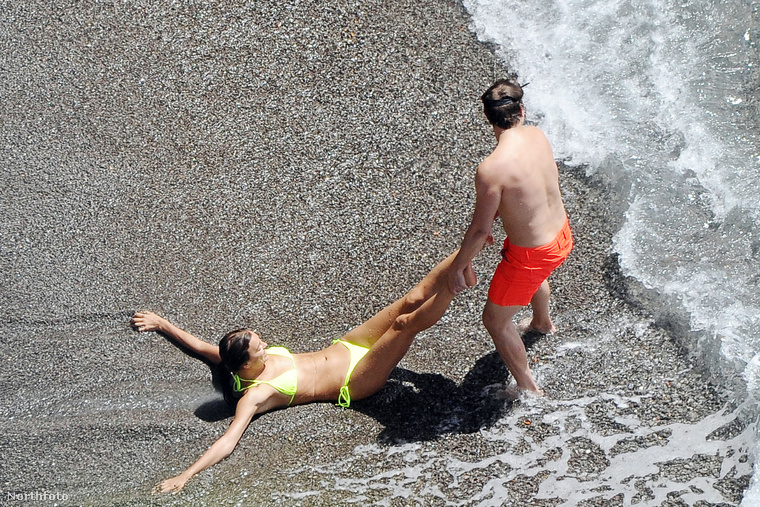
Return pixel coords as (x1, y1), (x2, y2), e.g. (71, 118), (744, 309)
(351, 350), (515, 444)
(192, 333), (544, 443)
(353, 332), (543, 443)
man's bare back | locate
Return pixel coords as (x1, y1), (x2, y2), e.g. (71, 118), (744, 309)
(481, 124), (567, 247)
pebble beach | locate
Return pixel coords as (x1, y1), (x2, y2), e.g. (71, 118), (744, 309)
(0, 1), (752, 505)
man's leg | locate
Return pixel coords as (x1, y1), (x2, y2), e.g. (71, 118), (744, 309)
(526, 279), (556, 334)
(482, 300), (542, 393)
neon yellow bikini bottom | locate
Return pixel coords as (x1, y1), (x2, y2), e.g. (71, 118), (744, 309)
(332, 339), (370, 408)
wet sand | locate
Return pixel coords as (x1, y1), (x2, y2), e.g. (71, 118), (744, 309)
(0, 0), (752, 505)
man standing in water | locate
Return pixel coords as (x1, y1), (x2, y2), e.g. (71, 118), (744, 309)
(449, 79), (573, 394)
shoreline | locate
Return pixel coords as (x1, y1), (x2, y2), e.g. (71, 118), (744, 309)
(0, 0), (752, 504)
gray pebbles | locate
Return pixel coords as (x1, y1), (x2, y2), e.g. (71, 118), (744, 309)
(0, 0), (752, 505)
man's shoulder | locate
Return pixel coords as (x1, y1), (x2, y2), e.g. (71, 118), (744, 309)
(477, 152), (517, 180)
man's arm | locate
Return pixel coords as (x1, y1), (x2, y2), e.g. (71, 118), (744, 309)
(449, 165), (502, 294)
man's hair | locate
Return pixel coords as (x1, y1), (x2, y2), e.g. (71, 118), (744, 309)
(481, 79), (524, 129)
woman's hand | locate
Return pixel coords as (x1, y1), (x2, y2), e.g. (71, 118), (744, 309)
(132, 311), (165, 333)
(153, 474), (188, 494)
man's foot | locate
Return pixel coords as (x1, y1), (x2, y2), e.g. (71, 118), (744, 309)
(517, 317), (556, 335)
(496, 383), (545, 401)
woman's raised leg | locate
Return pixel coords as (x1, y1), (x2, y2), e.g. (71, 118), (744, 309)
(345, 284), (456, 400)
(340, 250), (458, 349)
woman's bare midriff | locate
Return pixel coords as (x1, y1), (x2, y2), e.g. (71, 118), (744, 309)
(291, 343), (351, 403)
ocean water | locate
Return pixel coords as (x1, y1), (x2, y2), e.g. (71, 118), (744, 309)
(463, 0), (760, 502)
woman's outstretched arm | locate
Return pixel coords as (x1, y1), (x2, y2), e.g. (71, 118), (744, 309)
(132, 311), (222, 365)
(154, 392), (264, 493)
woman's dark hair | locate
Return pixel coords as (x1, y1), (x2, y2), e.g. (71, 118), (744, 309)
(215, 328), (252, 406)
(219, 328), (252, 371)
(481, 78), (524, 129)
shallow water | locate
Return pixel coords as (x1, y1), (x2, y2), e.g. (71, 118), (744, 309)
(464, 0), (760, 502)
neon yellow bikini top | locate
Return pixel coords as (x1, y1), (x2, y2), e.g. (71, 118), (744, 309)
(232, 346), (298, 405)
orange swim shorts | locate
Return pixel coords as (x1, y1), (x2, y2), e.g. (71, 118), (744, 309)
(487, 218), (573, 307)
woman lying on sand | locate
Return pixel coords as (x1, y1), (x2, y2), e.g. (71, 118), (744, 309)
(133, 251), (469, 493)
